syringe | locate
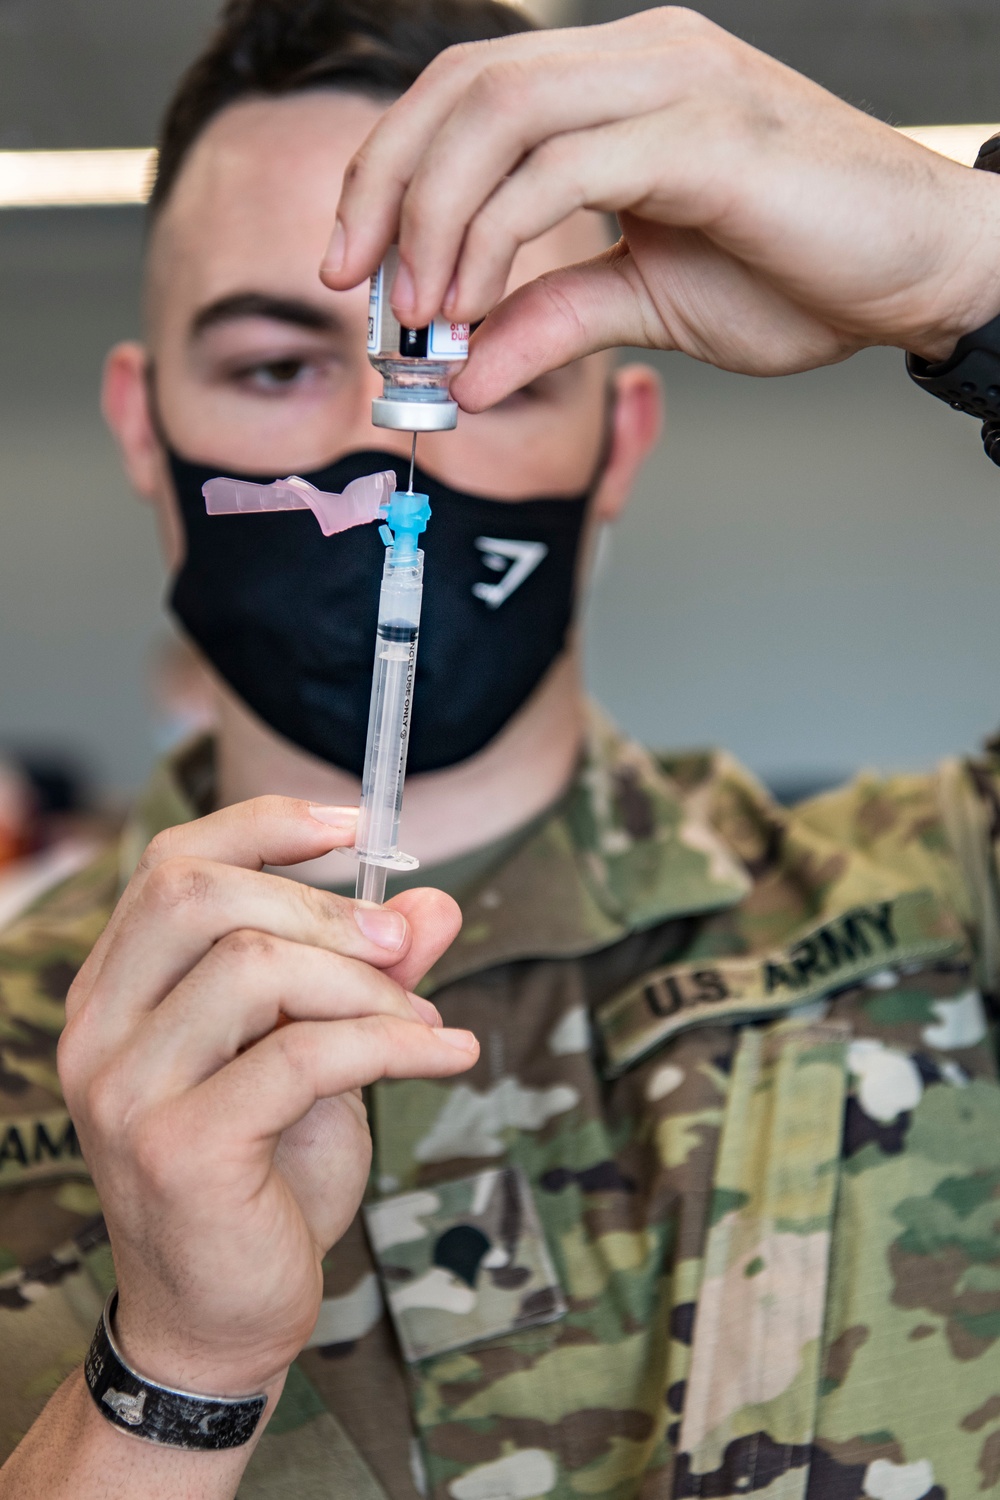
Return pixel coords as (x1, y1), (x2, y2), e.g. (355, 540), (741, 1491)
(354, 435), (431, 904)
(357, 245), (468, 900)
(199, 404), (437, 905)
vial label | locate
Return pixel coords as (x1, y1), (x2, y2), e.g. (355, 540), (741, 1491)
(428, 318), (470, 358)
(367, 264), (384, 353)
(368, 247), (469, 362)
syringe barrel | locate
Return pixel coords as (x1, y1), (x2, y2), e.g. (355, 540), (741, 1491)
(355, 547), (423, 863)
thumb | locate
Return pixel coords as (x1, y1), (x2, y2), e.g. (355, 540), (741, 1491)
(452, 246), (663, 412)
(382, 886), (463, 992)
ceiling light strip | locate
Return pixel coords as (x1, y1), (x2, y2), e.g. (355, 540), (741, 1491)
(0, 127), (996, 210)
(0, 148), (157, 208)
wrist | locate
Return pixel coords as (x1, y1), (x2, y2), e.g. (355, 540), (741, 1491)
(85, 1292), (285, 1453)
(902, 169), (1000, 362)
(113, 1296), (290, 1403)
(1, 1368), (260, 1499)
(906, 291), (1000, 365)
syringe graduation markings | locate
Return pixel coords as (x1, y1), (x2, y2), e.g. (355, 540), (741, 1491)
(354, 432), (430, 905)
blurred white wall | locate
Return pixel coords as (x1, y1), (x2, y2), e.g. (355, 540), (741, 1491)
(586, 348), (1000, 794)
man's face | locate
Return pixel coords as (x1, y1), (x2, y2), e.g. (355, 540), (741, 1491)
(144, 89), (617, 507)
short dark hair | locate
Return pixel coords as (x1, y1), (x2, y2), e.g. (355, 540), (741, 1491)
(150, 0), (535, 219)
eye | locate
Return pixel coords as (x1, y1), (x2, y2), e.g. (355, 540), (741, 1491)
(243, 358), (310, 391)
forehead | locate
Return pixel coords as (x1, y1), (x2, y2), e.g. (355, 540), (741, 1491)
(147, 90), (610, 331)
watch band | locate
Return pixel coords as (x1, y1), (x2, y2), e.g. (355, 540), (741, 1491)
(906, 310), (1000, 422)
(905, 130), (1000, 466)
(84, 1291), (268, 1450)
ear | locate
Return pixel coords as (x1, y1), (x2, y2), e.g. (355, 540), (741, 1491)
(590, 363), (664, 524)
(101, 341), (162, 500)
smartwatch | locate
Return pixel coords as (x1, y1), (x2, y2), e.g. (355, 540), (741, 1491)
(905, 132), (1000, 467)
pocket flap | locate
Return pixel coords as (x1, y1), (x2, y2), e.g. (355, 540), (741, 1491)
(364, 1165), (566, 1363)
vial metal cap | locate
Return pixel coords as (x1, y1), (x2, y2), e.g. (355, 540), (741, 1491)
(371, 396), (459, 432)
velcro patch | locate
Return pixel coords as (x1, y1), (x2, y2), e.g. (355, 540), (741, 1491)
(0, 1110), (87, 1187)
(596, 889), (965, 1076)
(364, 1166), (565, 1363)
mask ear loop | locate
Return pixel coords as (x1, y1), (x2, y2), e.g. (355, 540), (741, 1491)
(571, 379), (622, 625)
(579, 377), (619, 511)
(143, 357), (174, 451)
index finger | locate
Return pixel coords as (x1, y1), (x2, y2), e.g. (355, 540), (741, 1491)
(323, 28), (569, 291)
(322, 12), (683, 295)
(138, 795), (359, 874)
(76, 796), (359, 994)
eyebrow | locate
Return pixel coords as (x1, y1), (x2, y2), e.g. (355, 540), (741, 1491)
(190, 291), (343, 338)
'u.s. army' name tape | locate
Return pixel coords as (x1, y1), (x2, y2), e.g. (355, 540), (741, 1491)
(596, 888), (966, 1076)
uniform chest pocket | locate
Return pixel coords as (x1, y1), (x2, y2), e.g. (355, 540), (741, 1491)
(363, 1166), (566, 1363)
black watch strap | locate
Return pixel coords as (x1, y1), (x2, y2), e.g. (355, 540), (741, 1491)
(84, 1291), (267, 1450)
(905, 130), (1000, 466)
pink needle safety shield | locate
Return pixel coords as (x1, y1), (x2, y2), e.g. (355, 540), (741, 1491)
(202, 470), (396, 537)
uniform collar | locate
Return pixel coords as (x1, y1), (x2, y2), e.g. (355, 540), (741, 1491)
(423, 708), (751, 989)
(120, 708), (752, 993)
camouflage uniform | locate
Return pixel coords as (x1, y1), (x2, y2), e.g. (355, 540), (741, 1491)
(1, 709), (999, 1499)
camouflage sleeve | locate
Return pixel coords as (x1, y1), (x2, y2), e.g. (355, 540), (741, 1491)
(669, 736), (1000, 1005)
(940, 740), (1000, 996)
(660, 746), (980, 960)
(786, 760), (1000, 996)
(0, 847), (119, 1462)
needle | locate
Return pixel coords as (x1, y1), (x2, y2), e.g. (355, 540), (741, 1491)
(407, 431), (417, 495)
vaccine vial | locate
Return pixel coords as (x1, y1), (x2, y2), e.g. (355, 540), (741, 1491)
(368, 246), (470, 431)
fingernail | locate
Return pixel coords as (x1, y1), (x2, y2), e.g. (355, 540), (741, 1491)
(392, 259), (416, 316)
(443, 272), (459, 315)
(437, 1028), (478, 1052)
(354, 905), (407, 951)
(309, 805), (359, 831)
(409, 993), (442, 1028)
(324, 218), (346, 275)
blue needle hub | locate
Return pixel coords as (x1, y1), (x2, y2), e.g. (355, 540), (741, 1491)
(380, 490), (431, 558)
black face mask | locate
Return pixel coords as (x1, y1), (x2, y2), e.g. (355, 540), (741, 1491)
(168, 448), (591, 776)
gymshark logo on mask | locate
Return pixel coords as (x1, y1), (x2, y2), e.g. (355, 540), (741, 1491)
(472, 537), (548, 609)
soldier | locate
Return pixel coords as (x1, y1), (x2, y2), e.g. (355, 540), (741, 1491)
(2, 3), (1000, 1499)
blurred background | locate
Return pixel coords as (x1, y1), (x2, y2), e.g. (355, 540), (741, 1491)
(3, 0), (1000, 864)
